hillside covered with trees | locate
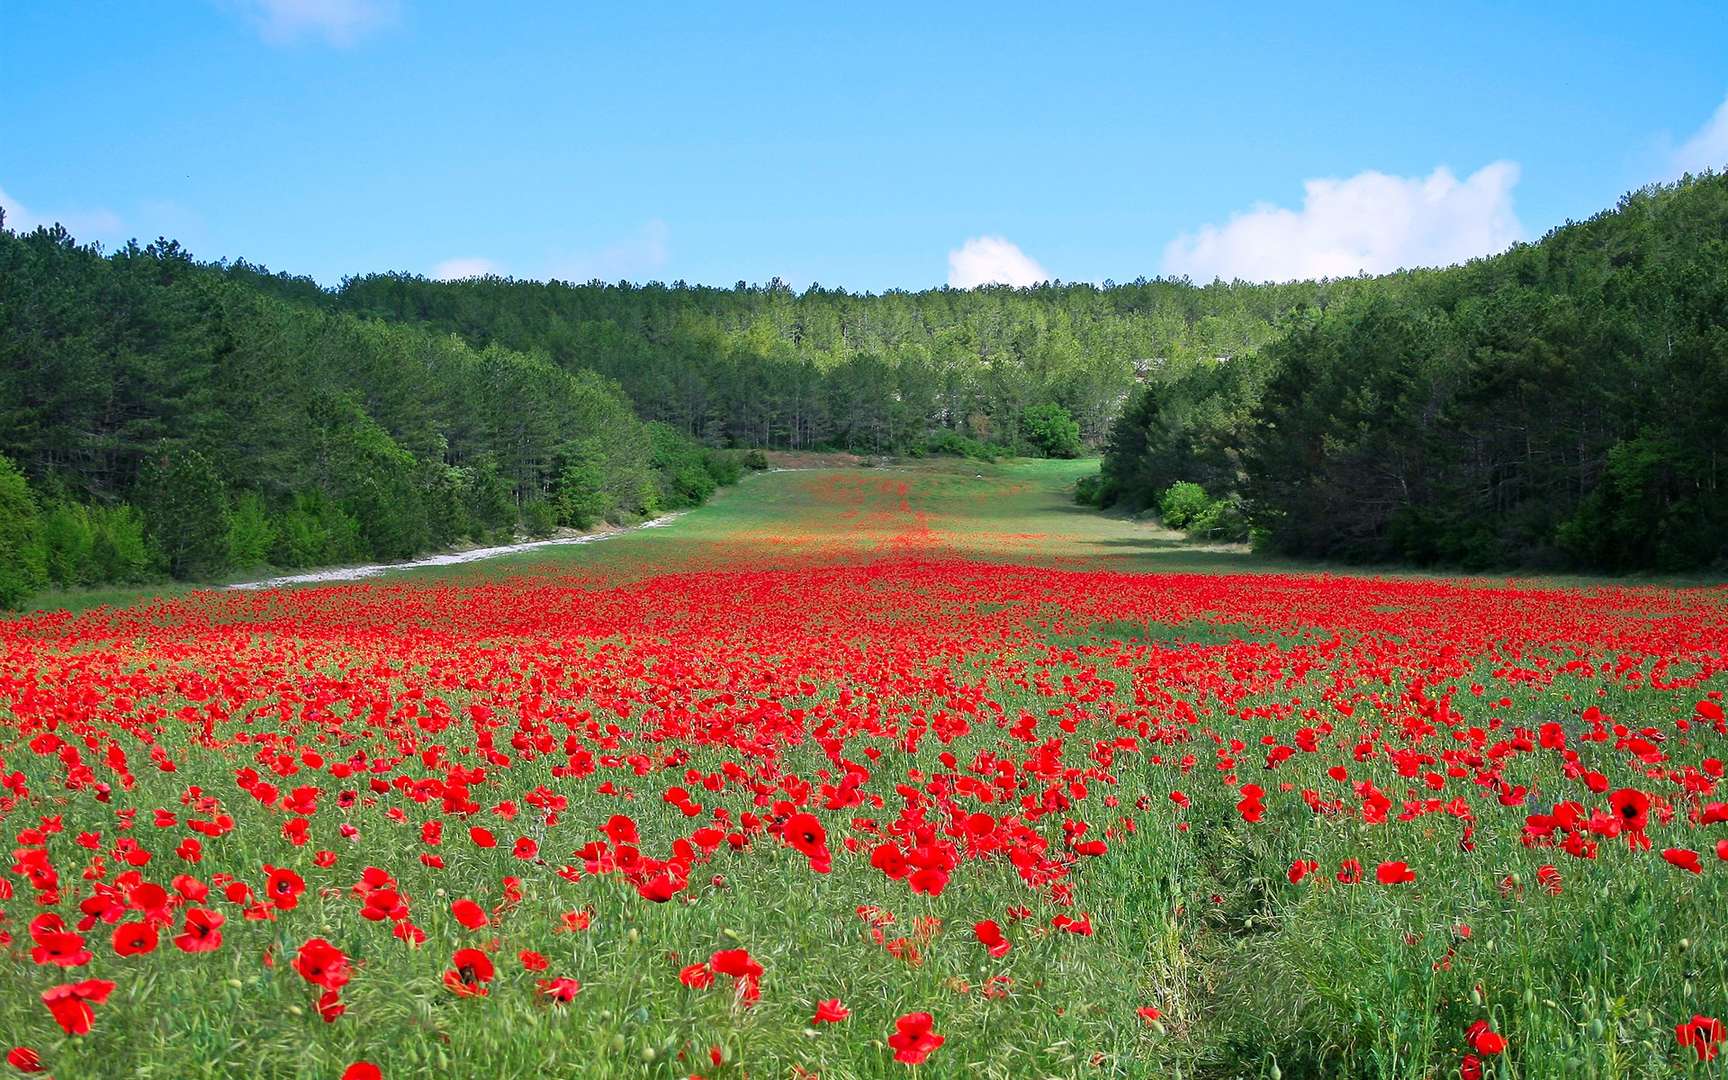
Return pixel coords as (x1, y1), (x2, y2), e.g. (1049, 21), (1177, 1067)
(0, 224), (747, 607)
(1093, 172), (1728, 573)
(3, 172), (1723, 609)
(0, 215), (1339, 607)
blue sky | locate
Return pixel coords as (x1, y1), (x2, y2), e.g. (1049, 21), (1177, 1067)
(3, 1), (1726, 289)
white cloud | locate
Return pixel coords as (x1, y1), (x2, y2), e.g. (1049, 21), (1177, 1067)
(432, 256), (501, 281)
(1670, 93), (1728, 178)
(233, 0), (399, 46)
(0, 184), (123, 240)
(549, 219), (670, 282)
(946, 235), (1050, 288)
(1161, 162), (1524, 283)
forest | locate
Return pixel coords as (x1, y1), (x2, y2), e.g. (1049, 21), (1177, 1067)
(3, 171), (1725, 608)
(1093, 171), (1728, 572)
(0, 213), (1331, 607)
(0, 225), (746, 607)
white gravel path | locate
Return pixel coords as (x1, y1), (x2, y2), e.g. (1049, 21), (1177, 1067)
(227, 513), (685, 590)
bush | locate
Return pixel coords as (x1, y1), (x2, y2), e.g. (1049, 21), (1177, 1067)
(225, 493), (278, 569)
(926, 430), (998, 462)
(1189, 496), (1250, 542)
(742, 449), (769, 471)
(0, 454), (45, 608)
(648, 424), (722, 510)
(1158, 482), (1212, 530)
(520, 499), (558, 539)
(1074, 474), (1104, 507)
(1021, 403), (1083, 458)
(86, 505), (155, 583)
(1158, 481), (1250, 542)
(460, 458), (516, 541)
(555, 457), (610, 530)
(38, 503), (96, 587)
(702, 450), (743, 488)
(272, 490), (364, 568)
(138, 445), (231, 580)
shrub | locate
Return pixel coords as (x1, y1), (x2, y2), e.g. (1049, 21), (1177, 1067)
(273, 490), (364, 568)
(742, 449), (769, 471)
(702, 449), (744, 487)
(1074, 474), (1104, 507)
(1158, 482), (1212, 530)
(555, 457), (611, 530)
(86, 505), (155, 583)
(38, 503), (96, 587)
(926, 430), (997, 462)
(648, 424), (721, 510)
(1021, 403), (1083, 459)
(0, 454), (45, 608)
(520, 499), (558, 538)
(1189, 495), (1250, 542)
(225, 493), (278, 570)
(138, 445), (231, 580)
(460, 459), (516, 542)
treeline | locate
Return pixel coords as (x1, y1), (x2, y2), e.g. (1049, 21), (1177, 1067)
(1092, 172), (1728, 573)
(0, 224), (744, 608)
(232, 263), (1340, 456)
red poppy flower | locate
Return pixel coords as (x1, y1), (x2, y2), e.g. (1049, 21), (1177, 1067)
(28, 914), (92, 968)
(6, 1047), (43, 1073)
(679, 963), (714, 989)
(710, 947), (763, 1004)
(450, 899), (488, 929)
(711, 948), (763, 980)
(601, 814), (638, 846)
(1375, 860), (1416, 885)
(341, 1063), (381, 1080)
(536, 977), (582, 1003)
(871, 843), (909, 879)
(1137, 1006), (1163, 1025)
(173, 907), (225, 953)
(973, 919), (1010, 958)
(294, 938), (352, 991)
(443, 948), (495, 997)
(1288, 858), (1319, 884)
(519, 949), (548, 972)
(1662, 848), (1703, 874)
(1608, 788), (1650, 832)
(1536, 864), (1563, 895)
(1676, 1014), (1725, 1061)
(40, 979), (116, 1036)
(111, 920), (158, 957)
(1337, 858), (1363, 884)
(359, 888), (408, 922)
(1466, 1020), (1506, 1055)
(887, 1011), (945, 1065)
(813, 998), (850, 1024)
(782, 812), (831, 871)
(263, 865), (305, 910)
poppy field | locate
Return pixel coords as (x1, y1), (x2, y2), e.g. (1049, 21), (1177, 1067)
(3, 463), (1728, 1079)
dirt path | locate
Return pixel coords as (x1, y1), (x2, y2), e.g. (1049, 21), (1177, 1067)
(226, 514), (686, 590)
